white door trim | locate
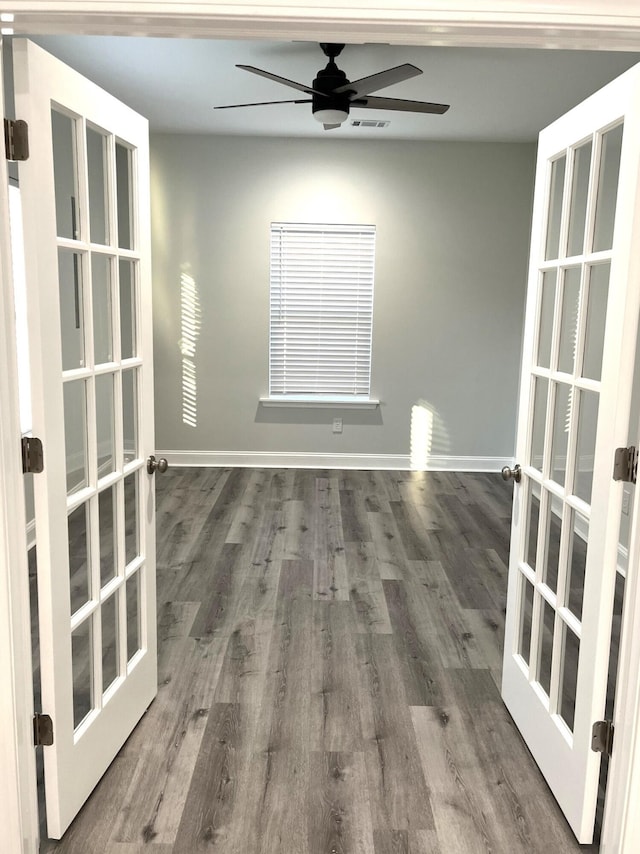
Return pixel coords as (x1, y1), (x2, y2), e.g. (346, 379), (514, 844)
(0, 40), (39, 854)
(1, 5), (640, 852)
(4, 1), (640, 49)
(601, 442), (640, 852)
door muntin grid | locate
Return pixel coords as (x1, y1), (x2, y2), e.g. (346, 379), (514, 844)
(517, 120), (623, 738)
(52, 106), (146, 735)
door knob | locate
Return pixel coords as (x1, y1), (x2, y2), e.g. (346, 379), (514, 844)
(501, 464), (522, 484)
(147, 455), (168, 475)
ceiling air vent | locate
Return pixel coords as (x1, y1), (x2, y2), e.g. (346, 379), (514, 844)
(351, 119), (390, 128)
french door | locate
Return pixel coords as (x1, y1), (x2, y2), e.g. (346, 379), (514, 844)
(13, 39), (157, 839)
(502, 63), (640, 842)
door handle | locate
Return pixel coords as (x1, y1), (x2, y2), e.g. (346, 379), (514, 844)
(501, 464), (522, 483)
(147, 455), (168, 475)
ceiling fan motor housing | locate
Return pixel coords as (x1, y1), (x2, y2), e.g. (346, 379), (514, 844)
(311, 62), (353, 119)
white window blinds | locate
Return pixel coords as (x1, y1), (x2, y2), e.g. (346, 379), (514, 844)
(269, 222), (376, 399)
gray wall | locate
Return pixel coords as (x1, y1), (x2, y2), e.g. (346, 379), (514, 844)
(150, 134), (535, 463)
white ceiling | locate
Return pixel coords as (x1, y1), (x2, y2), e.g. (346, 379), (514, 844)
(30, 36), (640, 142)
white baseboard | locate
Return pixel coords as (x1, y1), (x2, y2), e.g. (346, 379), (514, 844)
(157, 450), (509, 472)
(417, 456), (510, 473)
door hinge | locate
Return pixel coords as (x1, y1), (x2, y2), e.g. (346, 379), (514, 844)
(21, 436), (44, 474)
(33, 713), (54, 747)
(613, 446), (637, 484)
(592, 719), (614, 756)
(4, 118), (29, 162)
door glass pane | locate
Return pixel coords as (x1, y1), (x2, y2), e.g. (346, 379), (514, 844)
(102, 593), (119, 693)
(86, 125), (108, 245)
(119, 259), (136, 359)
(566, 512), (588, 621)
(526, 481), (541, 571)
(92, 254), (113, 365)
(124, 472), (139, 565)
(64, 379), (88, 495)
(518, 574), (534, 666)
(567, 140), (592, 257)
(538, 597), (555, 697)
(551, 383), (572, 487)
(544, 496), (562, 594)
(96, 373), (115, 476)
(51, 109), (78, 240)
(593, 123), (624, 253)
(530, 377), (548, 472)
(58, 250), (84, 371)
(98, 486), (117, 587)
(560, 624), (580, 733)
(545, 155), (566, 261)
(582, 262), (610, 381)
(68, 502), (90, 615)
(558, 268), (581, 374)
(126, 571), (141, 661)
(537, 270), (557, 369)
(574, 390), (599, 504)
(72, 618), (93, 729)
(116, 143), (133, 250)
(122, 369), (138, 464)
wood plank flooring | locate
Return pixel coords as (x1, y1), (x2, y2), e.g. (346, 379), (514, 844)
(42, 468), (595, 853)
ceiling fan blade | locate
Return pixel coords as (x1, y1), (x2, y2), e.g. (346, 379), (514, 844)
(333, 63), (422, 98)
(237, 64), (327, 97)
(323, 123), (342, 131)
(354, 95), (450, 115)
(214, 99), (312, 110)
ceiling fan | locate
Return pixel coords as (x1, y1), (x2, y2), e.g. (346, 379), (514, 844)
(214, 43), (450, 130)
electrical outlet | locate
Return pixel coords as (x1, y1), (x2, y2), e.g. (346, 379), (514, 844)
(332, 417), (343, 434)
(622, 488), (631, 516)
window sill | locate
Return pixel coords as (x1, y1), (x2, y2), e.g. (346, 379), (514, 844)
(259, 396), (380, 410)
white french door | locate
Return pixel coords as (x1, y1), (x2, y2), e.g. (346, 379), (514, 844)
(13, 39), (157, 839)
(502, 63), (640, 843)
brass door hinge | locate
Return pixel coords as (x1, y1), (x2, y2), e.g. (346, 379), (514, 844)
(21, 436), (43, 474)
(613, 446), (637, 484)
(592, 720), (614, 757)
(4, 118), (29, 161)
(33, 713), (54, 747)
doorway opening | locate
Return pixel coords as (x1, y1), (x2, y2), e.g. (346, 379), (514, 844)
(3, 30), (640, 852)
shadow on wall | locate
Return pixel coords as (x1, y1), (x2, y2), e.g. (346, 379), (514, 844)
(410, 399), (451, 469)
(255, 404), (383, 427)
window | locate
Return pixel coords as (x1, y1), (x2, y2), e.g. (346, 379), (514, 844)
(269, 222), (376, 402)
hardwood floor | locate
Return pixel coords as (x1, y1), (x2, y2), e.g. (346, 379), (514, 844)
(41, 468), (595, 853)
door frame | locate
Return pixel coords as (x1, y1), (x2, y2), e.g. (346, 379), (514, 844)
(0, 39), (39, 854)
(4, 1), (640, 48)
(3, 4), (640, 853)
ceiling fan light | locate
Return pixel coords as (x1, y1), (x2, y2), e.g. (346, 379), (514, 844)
(313, 108), (348, 125)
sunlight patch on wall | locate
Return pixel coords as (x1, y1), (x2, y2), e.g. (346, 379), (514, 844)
(410, 400), (451, 469)
(179, 265), (201, 427)
(410, 403), (434, 470)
